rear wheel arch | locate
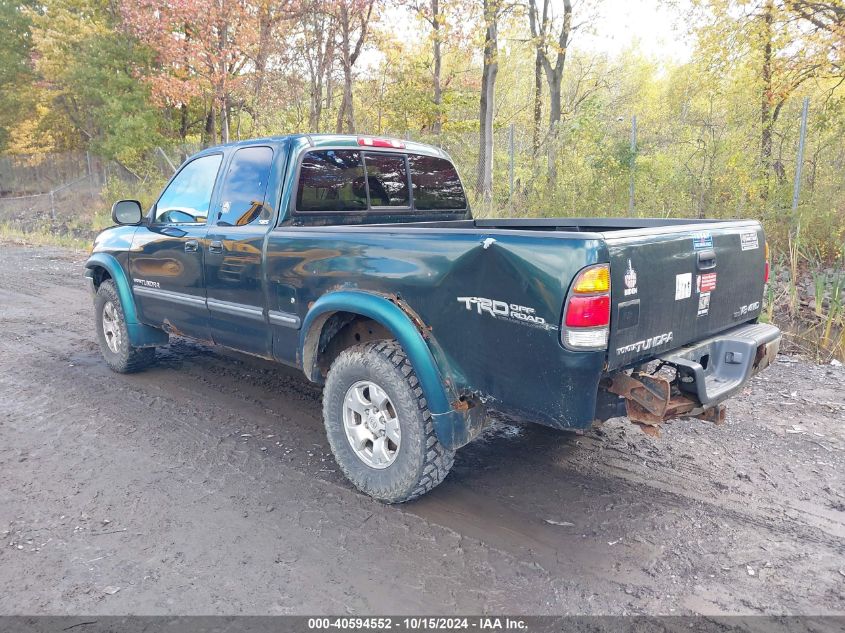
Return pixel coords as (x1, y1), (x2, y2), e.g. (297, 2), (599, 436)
(307, 312), (393, 380)
(299, 292), (453, 415)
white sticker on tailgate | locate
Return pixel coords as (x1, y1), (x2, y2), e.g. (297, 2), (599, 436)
(675, 273), (692, 300)
(741, 231), (759, 250)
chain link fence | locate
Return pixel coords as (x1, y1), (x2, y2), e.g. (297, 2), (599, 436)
(0, 148), (190, 236)
(2, 103), (842, 252)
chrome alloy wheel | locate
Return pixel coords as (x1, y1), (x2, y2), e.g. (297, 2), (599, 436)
(101, 300), (123, 354)
(342, 380), (401, 469)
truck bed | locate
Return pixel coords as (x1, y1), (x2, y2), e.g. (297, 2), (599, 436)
(364, 216), (767, 372)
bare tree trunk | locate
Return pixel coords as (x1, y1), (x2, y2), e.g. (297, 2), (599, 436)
(252, 5), (274, 134)
(476, 0), (498, 202)
(179, 104), (189, 143)
(337, 70), (355, 133)
(220, 94), (230, 144)
(431, 0), (443, 135)
(336, 4), (352, 133)
(334, 1), (373, 134)
(528, 0), (571, 187)
(326, 72), (334, 117)
(760, 0), (774, 201)
(309, 75), (324, 129)
(205, 106), (217, 146)
(532, 48), (542, 158)
(547, 72), (561, 184)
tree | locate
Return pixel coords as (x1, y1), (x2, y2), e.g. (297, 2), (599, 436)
(121, 0), (261, 144)
(333, 0), (375, 133)
(0, 0), (35, 152)
(527, 0), (572, 184)
(693, 0), (845, 198)
(296, 0), (337, 130)
(17, 0), (163, 170)
(406, 0), (447, 134)
(477, 0), (501, 202)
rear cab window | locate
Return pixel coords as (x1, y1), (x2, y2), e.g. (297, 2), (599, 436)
(295, 149), (466, 214)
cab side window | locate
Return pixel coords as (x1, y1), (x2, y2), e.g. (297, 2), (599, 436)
(216, 146), (274, 226)
(154, 154), (223, 224)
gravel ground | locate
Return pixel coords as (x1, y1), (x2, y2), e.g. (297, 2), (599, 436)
(0, 243), (843, 616)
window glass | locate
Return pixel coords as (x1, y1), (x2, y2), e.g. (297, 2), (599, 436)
(155, 154), (222, 224)
(364, 154), (409, 207)
(408, 155), (467, 210)
(297, 150), (367, 212)
(217, 147), (274, 226)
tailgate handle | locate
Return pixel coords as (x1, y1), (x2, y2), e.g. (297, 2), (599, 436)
(697, 249), (717, 270)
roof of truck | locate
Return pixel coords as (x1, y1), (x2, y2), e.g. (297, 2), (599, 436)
(192, 134), (449, 159)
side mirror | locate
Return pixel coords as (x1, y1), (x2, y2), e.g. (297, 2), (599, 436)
(111, 200), (143, 225)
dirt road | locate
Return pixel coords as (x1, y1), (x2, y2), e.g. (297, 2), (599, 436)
(0, 243), (843, 616)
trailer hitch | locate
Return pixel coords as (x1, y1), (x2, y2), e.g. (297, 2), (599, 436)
(603, 372), (725, 437)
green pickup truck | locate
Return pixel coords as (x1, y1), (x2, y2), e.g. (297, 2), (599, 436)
(85, 134), (781, 502)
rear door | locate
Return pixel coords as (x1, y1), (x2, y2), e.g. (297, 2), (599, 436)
(605, 222), (766, 370)
(204, 145), (276, 356)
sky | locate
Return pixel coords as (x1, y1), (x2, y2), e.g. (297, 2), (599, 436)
(574, 0), (694, 63)
(382, 0), (694, 65)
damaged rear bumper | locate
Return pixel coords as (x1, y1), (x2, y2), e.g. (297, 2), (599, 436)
(600, 322), (781, 435)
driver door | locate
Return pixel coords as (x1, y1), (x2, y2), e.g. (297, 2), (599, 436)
(130, 152), (223, 340)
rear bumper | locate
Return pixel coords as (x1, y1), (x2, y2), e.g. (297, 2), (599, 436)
(600, 322), (781, 432)
(661, 322), (781, 406)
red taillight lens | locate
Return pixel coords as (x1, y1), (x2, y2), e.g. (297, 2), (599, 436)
(357, 137), (405, 149)
(565, 295), (610, 327)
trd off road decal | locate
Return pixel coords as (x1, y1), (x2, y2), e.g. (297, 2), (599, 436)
(623, 259), (638, 297)
(456, 297), (558, 331)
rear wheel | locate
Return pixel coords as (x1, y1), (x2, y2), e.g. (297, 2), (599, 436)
(322, 340), (454, 503)
(95, 280), (156, 373)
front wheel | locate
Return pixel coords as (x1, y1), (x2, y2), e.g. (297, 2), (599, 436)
(94, 280), (157, 373)
(322, 340), (454, 503)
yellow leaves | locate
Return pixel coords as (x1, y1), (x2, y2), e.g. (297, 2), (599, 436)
(5, 103), (58, 156)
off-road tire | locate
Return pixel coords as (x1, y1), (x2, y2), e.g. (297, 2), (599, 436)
(95, 280), (156, 373)
(323, 340), (455, 503)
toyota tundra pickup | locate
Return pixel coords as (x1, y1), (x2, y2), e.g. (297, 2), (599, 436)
(85, 134), (781, 502)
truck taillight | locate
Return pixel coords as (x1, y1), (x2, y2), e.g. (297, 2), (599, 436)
(358, 136), (405, 149)
(565, 296), (610, 327)
(562, 264), (610, 350)
(764, 242), (770, 283)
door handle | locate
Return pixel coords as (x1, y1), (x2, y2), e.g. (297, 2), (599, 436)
(697, 249), (716, 270)
(184, 239), (199, 252)
(209, 240), (224, 254)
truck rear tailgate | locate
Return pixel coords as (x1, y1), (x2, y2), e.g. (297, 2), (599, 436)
(605, 221), (767, 371)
